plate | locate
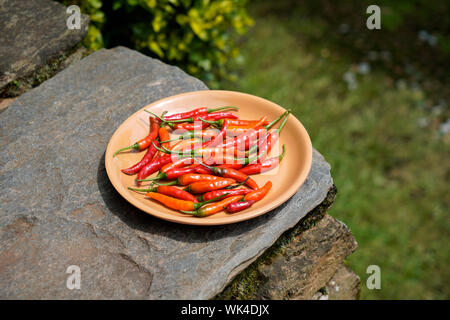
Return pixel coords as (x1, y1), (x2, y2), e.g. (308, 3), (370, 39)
(105, 90), (312, 226)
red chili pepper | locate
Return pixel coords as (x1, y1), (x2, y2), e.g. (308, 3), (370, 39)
(244, 181), (272, 201)
(202, 119), (228, 148)
(173, 122), (210, 131)
(217, 163), (244, 170)
(138, 166), (199, 182)
(121, 140), (159, 175)
(155, 173), (226, 186)
(185, 178), (236, 194)
(128, 185), (198, 203)
(248, 111), (290, 158)
(160, 157), (195, 173)
(114, 117), (160, 156)
(181, 195), (243, 217)
(195, 160), (259, 190)
(239, 145), (286, 175)
(162, 106), (238, 121)
(136, 154), (172, 185)
(153, 141), (248, 159)
(160, 129), (218, 144)
(226, 200), (255, 213)
(202, 112), (239, 120)
(201, 188), (252, 201)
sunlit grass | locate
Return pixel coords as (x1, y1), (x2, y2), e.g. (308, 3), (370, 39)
(220, 7), (449, 299)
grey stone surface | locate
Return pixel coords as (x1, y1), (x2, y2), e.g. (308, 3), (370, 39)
(0, 0), (89, 90)
(0, 47), (334, 299)
(258, 214), (358, 300)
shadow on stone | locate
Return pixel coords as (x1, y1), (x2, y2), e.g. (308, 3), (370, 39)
(96, 151), (278, 243)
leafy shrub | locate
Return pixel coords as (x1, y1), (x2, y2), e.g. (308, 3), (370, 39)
(60, 0), (253, 86)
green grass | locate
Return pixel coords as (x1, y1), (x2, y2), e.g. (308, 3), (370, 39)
(219, 4), (450, 299)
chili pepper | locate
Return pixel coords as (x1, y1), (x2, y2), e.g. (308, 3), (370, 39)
(158, 112), (238, 124)
(171, 138), (201, 152)
(162, 106), (238, 121)
(173, 121), (210, 131)
(226, 200), (256, 213)
(155, 173), (226, 186)
(239, 145), (286, 175)
(194, 165), (212, 174)
(216, 111), (288, 151)
(181, 195), (243, 217)
(160, 157), (195, 173)
(146, 192), (228, 212)
(152, 141), (248, 159)
(195, 159), (259, 190)
(199, 116), (268, 129)
(136, 154), (173, 185)
(217, 163), (244, 170)
(160, 129), (218, 143)
(202, 119), (228, 148)
(143, 110), (175, 129)
(224, 177), (249, 189)
(185, 178), (236, 193)
(228, 116), (269, 129)
(247, 111), (290, 157)
(113, 116), (160, 156)
(200, 188), (252, 202)
(207, 150), (263, 166)
(202, 112), (238, 120)
(244, 181), (272, 201)
(155, 126), (171, 158)
(128, 185), (198, 203)
(138, 166), (199, 182)
(121, 140), (159, 175)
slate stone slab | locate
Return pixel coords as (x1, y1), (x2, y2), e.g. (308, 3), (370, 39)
(0, 0), (89, 89)
(0, 47), (333, 299)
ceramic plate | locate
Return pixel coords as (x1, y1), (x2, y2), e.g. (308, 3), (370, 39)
(105, 90), (312, 225)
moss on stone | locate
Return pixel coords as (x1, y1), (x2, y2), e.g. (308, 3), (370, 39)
(0, 45), (87, 98)
(215, 185), (337, 300)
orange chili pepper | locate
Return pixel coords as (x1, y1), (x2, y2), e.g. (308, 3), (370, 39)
(155, 126), (171, 158)
(227, 116), (268, 129)
(244, 181), (272, 201)
(195, 160), (259, 190)
(155, 173), (226, 186)
(185, 178), (236, 194)
(128, 185), (198, 203)
(113, 116), (160, 156)
(146, 192), (227, 212)
(181, 195), (244, 217)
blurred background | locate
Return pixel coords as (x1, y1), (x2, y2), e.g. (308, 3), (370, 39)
(60, 0), (449, 299)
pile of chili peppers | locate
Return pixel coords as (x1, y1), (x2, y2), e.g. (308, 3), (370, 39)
(114, 106), (290, 217)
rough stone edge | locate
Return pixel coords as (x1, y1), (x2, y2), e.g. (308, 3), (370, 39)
(215, 185), (337, 300)
(0, 44), (90, 98)
(312, 264), (361, 300)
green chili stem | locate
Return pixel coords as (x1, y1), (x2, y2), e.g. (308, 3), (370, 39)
(113, 143), (139, 157)
(224, 177), (249, 189)
(206, 106), (239, 113)
(144, 110), (175, 129)
(128, 186), (157, 192)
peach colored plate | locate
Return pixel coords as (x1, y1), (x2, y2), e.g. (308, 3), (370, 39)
(105, 90), (312, 226)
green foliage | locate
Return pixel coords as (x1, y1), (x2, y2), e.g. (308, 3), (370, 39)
(59, 0), (253, 86)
